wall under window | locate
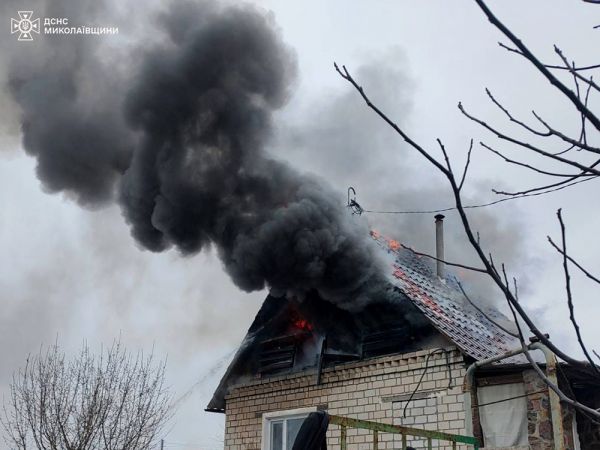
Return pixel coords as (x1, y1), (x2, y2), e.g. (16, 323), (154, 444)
(224, 348), (468, 450)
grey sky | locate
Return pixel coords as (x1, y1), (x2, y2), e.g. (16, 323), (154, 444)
(1, 1), (599, 449)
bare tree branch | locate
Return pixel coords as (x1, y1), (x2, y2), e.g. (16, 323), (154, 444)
(546, 63), (600, 70)
(459, 103), (600, 172)
(506, 297), (600, 419)
(548, 236), (600, 285)
(400, 243), (487, 274)
(485, 88), (551, 137)
(492, 172), (600, 197)
(458, 139), (473, 192)
(554, 46), (600, 93)
(456, 280), (519, 338)
(335, 62), (599, 381)
(481, 142), (596, 178)
(1, 341), (172, 450)
(334, 1), (600, 422)
(474, 0), (600, 131)
(531, 110), (600, 154)
(334, 62), (450, 176)
(554, 209), (600, 376)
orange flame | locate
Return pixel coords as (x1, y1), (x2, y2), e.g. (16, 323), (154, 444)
(388, 239), (401, 251)
(293, 319), (313, 332)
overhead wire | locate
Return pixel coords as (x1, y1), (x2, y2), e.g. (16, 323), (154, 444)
(402, 348), (452, 418)
(358, 176), (597, 215)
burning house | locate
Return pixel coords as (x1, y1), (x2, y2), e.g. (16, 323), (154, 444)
(4, 0), (599, 447)
(207, 220), (600, 450)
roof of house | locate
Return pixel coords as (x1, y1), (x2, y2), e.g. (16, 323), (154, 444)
(206, 231), (523, 412)
(371, 231), (522, 364)
(205, 288), (439, 412)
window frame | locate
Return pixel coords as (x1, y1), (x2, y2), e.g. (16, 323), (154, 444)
(261, 406), (317, 450)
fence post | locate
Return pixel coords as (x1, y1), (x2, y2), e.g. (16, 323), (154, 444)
(341, 425), (347, 450)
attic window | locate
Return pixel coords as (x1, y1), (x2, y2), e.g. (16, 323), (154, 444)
(362, 328), (414, 358)
(258, 334), (304, 374)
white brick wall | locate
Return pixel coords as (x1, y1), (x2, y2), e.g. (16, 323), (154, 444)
(223, 346), (470, 450)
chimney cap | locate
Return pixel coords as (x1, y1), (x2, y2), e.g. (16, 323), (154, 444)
(434, 214), (445, 221)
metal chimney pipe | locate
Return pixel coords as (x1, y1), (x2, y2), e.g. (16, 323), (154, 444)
(434, 214), (445, 279)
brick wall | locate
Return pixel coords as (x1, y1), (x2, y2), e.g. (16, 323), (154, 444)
(223, 346), (468, 450)
(522, 369), (578, 450)
(523, 369), (554, 450)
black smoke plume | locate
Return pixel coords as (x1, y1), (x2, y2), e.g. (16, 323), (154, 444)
(5, 0), (405, 312)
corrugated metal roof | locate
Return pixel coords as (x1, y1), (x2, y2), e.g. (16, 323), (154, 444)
(371, 232), (524, 364)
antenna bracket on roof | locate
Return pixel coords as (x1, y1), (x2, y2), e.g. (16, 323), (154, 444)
(347, 187), (364, 215)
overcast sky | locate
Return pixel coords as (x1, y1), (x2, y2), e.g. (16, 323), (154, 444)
(1, 1), (599, 449)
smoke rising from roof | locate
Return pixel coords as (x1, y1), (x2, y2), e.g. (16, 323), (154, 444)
(275, 49), (531, 306)
(5, 0), (401, 310)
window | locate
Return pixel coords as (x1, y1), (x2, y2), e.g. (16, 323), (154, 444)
(258, 335), (298, 374)
(262, 407), (316, 450)
(478, 382), (528, 448)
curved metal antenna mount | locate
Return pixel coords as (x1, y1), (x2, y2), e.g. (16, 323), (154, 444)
(347, 187), (364, 215)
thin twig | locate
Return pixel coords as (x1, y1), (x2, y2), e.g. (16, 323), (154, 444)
(437, 138), (453, 173)
(547, 237), (600, 285)
(458, 139), (474, 192)
(531, 111), (600, 155)
(555, 46), (600, 93)
(334, 62), (450, 176)
(555, 209), (600, 376)
(363, 174), (598, 214)
(481, 142), (595, 177)
(456, 281), (519, 337)
(400, 244), (487, 274)
(485, 88), (550, 137)
(492, 172), (600, 197)
(459, 102), (600, 174)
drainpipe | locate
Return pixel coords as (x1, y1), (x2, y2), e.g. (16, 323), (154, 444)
(463, 344), (565, 450)
(463, 347), (526, 446)
(530, 342), (565, 450)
